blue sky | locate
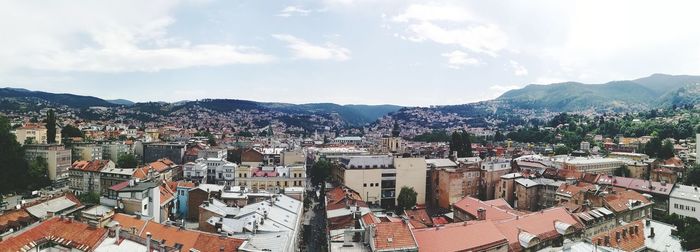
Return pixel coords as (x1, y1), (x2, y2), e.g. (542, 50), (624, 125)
(2, 0), (700, 106)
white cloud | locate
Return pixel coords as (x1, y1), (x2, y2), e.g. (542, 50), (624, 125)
(0, 1), (274, 73)
(391, 3), (508, 57)
(392, 3), (475, 23)
(441, 50), (480, 69)
(509, 60), (528, 76)
(272, 34), (351, 61)
(277, 6), (312, 17)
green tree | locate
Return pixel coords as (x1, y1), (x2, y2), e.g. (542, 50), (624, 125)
(396, 186), (417, 214)
(554, 145), (572, 155)
(0, 116), (32, 193)
(494, 131), (505, 142)
(450, 131), (463, 157)
(682, 224), (700, 250)
(659, 140), (675, 160)
(28, 156), (50, 189)
(78, 191), (101, 204)
(644, 137), (662, 158)
(686, 164), (700, 186)
(613, 165), (631, 177)
(310, 160), (331, 186)
(462, 131), (473, 157)
(61, 125), (83, 138)
(117, 153), (138, 168)
(46, 109), (56, 144)
(208, 134), (217, 146)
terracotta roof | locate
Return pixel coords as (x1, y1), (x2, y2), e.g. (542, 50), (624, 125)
(603, 188), (651, 213)
(132, 166), (151, 180)
(372, 221), (417, 251)
(109, 181), (131, 191)
(112, 214), (244, 252)
(149, 159), (174, 172)
(159, 184), (175, 205)
(591, 220), (645, 251)
(431, 217), (449, 225)
(404, 209), (434, 229)
(71, 160), (111, 172)
(556, 182), (597, 197)
(0, 210), (34, 230)
(0, 217), (107, 252)
(453, 197), (519, 221)
(493, 207), (583, 252)
(412, 221), (509, 252)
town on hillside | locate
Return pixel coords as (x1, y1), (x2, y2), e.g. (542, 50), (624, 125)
(1, 106), (700, 252)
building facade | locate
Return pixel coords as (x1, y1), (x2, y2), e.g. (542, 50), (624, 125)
(24, 144), (71, 185)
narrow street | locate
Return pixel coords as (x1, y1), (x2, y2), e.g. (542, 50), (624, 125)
(303, 188), (327, 252)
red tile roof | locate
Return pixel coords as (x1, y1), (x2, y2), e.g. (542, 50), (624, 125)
(404, 209), (434, 229)
(493, 207), (583, 252)
(0, 217), (107, 252)
(159, 184), (175, 206)
(371, 221), (418, 251)
(603, 188), (651, 213)
(591, 220), (645, 251)
(453, 197), (520, 221)
(112, 214), (244, 252)
(71, 160), (111, 172)
(0, 209), (35, 231)
(413, 221), (508, 252)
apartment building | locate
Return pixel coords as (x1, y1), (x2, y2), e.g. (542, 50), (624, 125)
(69, 160), (115, 194)
(24, 144), (71, 185)
(334, 155), (426, 209)
(143, 143), (186, 164)
(13, 123), (61, 145)
(71, 143), (103, 161)
(234, 164), (306, 191)
(102, 142), (130, 163)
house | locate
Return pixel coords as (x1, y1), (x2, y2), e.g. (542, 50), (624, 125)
(25, 194), (82, 220)
(412, 220), (509, 252)
(367, 221), (418, 252)
(187, 184), (223, 221)
(100, 167), (135, 196)
(69, 160), (115, 195)
(669, 184), (700, 221)
(110, 213), (244, 252)
(113, 180), (175, 223)
(169, 181), (196, 219)
(80, 205), (115, 227)
(0, 216), (107, 251)
(234, 164), (306, 191)
(452, 197), (520, 222)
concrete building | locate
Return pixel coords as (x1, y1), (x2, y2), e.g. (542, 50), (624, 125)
(72, 143), (103, 161)
(332, 136), (363, 145)
(102, 142), (130, 163)
(24, 144), (71, 185)
(281, 149), (306, 166)
(552, 156), (625, 174)
(495, 173), (521, 206)
(112, 180), (175, 223)
(234, 164), (306, 191)
(334, 155), (426, 209)
(69, 160), (115, 195)
(381, 136), (403, 153)
(669, 184), (700, 221)
(480, 158), (512, 200)
(143, 143), (186, 164)
(13, 123), (61, 145)
(100, 167), (135, 196)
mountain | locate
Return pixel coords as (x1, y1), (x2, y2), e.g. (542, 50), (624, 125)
(0, 88), (401, 125)
(494, 74), (700, 111)
(106, 99), (135, 105)
(0, 87), (115, 108)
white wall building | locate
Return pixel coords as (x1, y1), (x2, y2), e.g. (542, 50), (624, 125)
(669, 184), (700, 220)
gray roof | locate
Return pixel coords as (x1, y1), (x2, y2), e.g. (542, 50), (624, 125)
(515, 178), (540, 188)
(341, 155), (393, 169)
(670, 184), (700, 202)
(26, 196), (78, 219)
(425, 159), (457, 168)
(644, 219), (683, 252)
(117, 181), (158, 192)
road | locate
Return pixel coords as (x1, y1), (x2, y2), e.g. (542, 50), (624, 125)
(303, 188), (327, 252)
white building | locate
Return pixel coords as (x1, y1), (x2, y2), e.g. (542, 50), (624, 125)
(669, 184), (700, 220)
(184, 157), (236, 185)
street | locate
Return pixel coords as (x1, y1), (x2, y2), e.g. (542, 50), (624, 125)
(302, 189), (327, 252)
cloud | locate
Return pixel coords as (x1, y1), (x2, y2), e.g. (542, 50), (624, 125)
(509, 60), (528, 76)
(441, 50), (480, 69)
(392, 3), (475, 23)
(0, 1), (274, 73)
(391, 3), (509, 57)
(272, 34), (351, 61)
(277, 6), (312, 17)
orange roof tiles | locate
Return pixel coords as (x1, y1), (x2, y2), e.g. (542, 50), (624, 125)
(453, 197), (520, 221)
(493, 207), (583, 252)
(0, 217), (107, 252)
(404, 209), (434, 229)
(112, 214), (243, 251)
(0, 210), (34, 230)
(159, 184), (175, 205)
(591, 220), (645, 251)
(604, 188), (651, 213)
(413, 221), (509, 252)
(71, 160), (111, 172)
(372, 221), (417, 251)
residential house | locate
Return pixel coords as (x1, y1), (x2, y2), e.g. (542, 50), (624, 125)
(69, 160), (115, 195)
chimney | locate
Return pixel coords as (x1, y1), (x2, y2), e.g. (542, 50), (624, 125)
(615, 231), (621, 242)
(634, 225), (639, 235)
(159, 244), (166, 252)
(114, 224), (121, 243)
(649, 227), (655, 238)
(622, 229), (627, 238)
(604, 235), (610, 246)
(477, 207), (486, 221)
(629, 227), (634, 236)
(220, 246), (225, 252)
(146, 232), (152, 250)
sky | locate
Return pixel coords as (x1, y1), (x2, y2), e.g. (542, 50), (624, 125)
(2, 0), (700, 106)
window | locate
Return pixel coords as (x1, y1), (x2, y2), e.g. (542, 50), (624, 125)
(364, 183), (367, 187)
